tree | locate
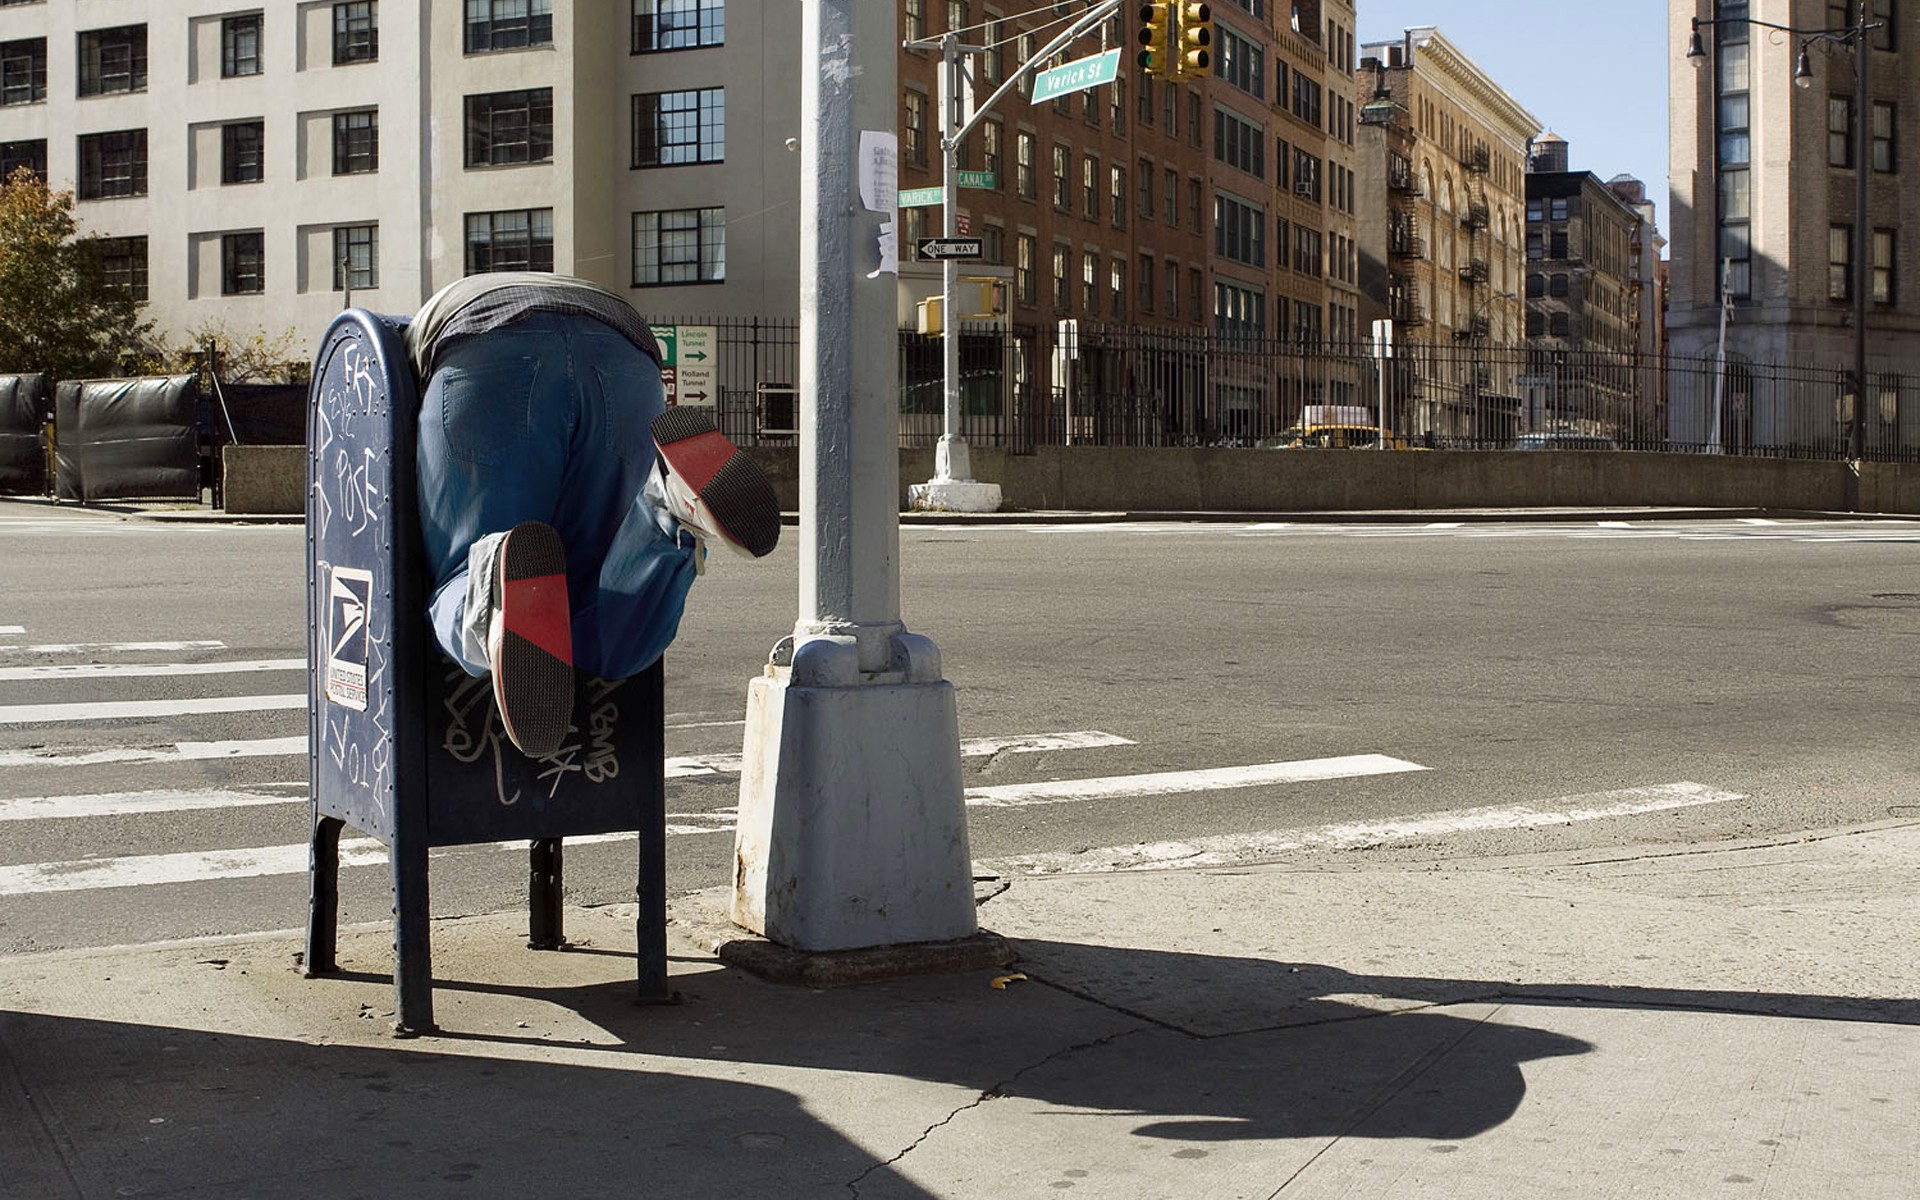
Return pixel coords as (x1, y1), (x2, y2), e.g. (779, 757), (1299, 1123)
(0, 166), (153, 378)
(135, 321), (311, 386)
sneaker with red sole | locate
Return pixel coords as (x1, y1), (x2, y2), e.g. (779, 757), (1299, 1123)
(650, 407), (781, 558)
(486, 520), (574, 758)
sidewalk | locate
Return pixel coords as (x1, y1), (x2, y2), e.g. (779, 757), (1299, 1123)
(3, 820), (1915, 1198)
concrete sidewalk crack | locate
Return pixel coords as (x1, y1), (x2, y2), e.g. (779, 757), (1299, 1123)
(844, 1025), (1154, 1197)
(1266, 1003), (1508, 1196)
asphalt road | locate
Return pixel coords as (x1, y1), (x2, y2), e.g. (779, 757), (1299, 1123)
(4, 501), (1918, 954)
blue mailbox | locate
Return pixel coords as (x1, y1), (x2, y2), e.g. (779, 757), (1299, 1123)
(303, 309), (670, 1034)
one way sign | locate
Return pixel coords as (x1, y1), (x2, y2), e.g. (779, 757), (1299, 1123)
(916, 237), (984, 261)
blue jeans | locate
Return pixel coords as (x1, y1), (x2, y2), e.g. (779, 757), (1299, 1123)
(416, 311), (696, 680)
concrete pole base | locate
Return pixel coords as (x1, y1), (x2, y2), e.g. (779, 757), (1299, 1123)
(907, 479), (1004, 513)
(731, 637), (978, 952)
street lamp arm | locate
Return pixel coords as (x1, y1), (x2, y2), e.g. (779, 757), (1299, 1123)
(1686, 12), (1884, 63)
(944, 0), (1124, 148)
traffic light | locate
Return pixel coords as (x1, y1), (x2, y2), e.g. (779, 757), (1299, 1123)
(1137, 2), (1173, 78)
(1175, 1), (1213, 77)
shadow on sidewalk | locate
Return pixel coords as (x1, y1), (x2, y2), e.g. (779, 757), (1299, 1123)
(0, 1009), (932, 1200)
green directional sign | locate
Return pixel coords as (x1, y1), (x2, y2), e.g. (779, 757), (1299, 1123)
(957, 170), (996, 189)
(898, 186), (945, 208)
(1030, 49), (1121, 105)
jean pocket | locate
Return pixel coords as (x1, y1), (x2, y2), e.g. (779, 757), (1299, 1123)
(594, 361), (665, 467)
(438, 356), (538, 468)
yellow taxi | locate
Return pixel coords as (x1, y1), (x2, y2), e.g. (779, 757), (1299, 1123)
(1259, 424), (1426, 450)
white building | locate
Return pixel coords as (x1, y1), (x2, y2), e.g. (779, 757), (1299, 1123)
(0, 0), (796, 354)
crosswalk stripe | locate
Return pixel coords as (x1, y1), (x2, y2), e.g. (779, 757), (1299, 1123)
(963, 753), (1427, 807)
(0, 789), (296, 822)
(0, 736), (308, 768)
(0, 750), (1425, 893)
(0, 694), (307, 725)
(1, 728), (1137, 777)
(0, 658), (305, 682)
(984, 782), (1745, 876)
(0, 640), (227, 656)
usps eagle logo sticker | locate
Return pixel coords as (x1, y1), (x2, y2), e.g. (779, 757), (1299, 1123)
(325, 566), (373, 711)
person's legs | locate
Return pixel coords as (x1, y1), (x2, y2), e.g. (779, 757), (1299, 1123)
(417, 313), (573, 675)
(553, 321), (699, 680)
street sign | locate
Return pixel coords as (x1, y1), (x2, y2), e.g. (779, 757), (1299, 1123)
(898, 186), (945, 207)
(1030, 49), (1122, 105)
(917, 237), (984, 260)
(655, 324), (717, 406)
(957, 170), (996, 189)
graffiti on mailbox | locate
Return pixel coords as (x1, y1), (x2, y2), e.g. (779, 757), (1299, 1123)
(439, 664), (626, 810)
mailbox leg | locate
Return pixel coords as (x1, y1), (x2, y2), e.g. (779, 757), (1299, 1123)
(528, 839), (565, 949)
(391, 838), (435, 1036)
(304, 814), (345, 977)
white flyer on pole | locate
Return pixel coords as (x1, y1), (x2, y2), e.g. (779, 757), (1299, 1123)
(858, 130), (898, 213)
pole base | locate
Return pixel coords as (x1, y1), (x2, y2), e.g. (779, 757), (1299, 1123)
(908, 479), (1003, 513)
(731, 641), (977, 952)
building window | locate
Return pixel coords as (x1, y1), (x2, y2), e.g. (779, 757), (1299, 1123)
(77, 25), (147, 97)
(1, 37), (46, 106)
(1828, 95), (1853, 168)
(632, 88), (723, 166)
(1293, 226), (1322, 277)
(1110, 165), (1125, 229)
(0, 138), (46, 181)
(1214, 279), (1265, 341)
(1051, 243), (1069, 310)
(1138, 157), (1153, 217)
(76, 129), (147, 199)
(982, 120), (1002, 187)
(1082, 154), (1098, 220)
(334, 224), (378, 290)
(1549, 273), (1569, 297)
(1871, 102), (1895, 172)
(982, 13), (1003, 85)
(1051, 143), (1069, 211)
(221, 121), (264, 184)
(1216, 26), (1262, 98)
(465, 0), (552, 53)
(1015, 233), (1035, 305)
(633, 0), (724, 52)
(222, 231), (265, 295)
(1214, 194), (1265, 267)
(92, 236), (147, 301)
(1830, 224), (1852, 301)
(467, 208), (555, 274)
(1214, 108), (1264, 179)
(904, 0), (925, 41)
(981, 223), (1003, 265)
(904, 90), (927, 168)
(1164, 166), (1177, 225)
(333, 109), (378, 175)
(1111, 75), (1125, 135)
(1872, 229), (1895, 305)
(632, 207), (724, 284)
(1138, 253), (1154, 311)
(1109, 257), (1125, 319)
(222, 14), (262, 78)
(1291, 72), (1321, 126)
(465, 88), (553, 166)
(901, 207), (926, 255)
(334, 3), (378, 65)
(1015, 131), (1034, 199)
(1871, 0), (1895, 50)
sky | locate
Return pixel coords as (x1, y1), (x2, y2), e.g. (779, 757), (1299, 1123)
(1354, 2), (1671, 245)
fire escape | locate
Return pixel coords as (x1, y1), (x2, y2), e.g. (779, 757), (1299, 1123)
(1454, 141), (1492, 343)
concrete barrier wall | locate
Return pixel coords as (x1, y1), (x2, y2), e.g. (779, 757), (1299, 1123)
(222, 442), (1920, 517)
(222, 444), (306, 516)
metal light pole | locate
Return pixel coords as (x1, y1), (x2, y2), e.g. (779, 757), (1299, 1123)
(1688, 3), (1880, 499)
(731, 0), (977, 954)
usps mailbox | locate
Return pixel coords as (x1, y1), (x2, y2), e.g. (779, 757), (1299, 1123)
(303, 309), (670, 1034)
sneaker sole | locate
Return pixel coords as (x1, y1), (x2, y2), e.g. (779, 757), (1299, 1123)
(490, 521), (573, 758)
(652, 408), (781, 558)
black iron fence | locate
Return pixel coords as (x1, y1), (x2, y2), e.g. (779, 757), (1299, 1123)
(655, 314), (1920, 462)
